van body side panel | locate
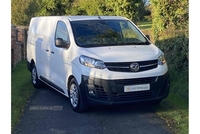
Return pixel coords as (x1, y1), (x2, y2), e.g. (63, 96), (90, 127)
(35, 19), (56, 80)
(27, 18), (36, 64)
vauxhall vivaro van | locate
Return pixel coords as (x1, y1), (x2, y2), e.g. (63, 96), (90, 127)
(27, 16), (170, 112)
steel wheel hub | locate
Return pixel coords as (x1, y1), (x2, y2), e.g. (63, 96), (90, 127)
(32, 68), (37, 84)
(70, 83), (79, 108)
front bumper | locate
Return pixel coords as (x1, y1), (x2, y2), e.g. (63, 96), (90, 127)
(79, 72), (170, 106)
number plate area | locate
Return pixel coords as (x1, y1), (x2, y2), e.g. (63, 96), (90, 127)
(124, 84), (150, 92)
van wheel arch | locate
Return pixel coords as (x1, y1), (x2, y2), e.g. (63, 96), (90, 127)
(68, 77), (89, 112)
(30, 59), (35, 69)
(67, 75), (75, 90)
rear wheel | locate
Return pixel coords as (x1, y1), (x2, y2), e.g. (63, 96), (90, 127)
(31, 64), (43, 88)
(69, 78), (88, 112)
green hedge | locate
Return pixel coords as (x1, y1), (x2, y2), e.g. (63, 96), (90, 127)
(149, 0), (188, 100)
(155, 35), (188, 71)
(155, 34), (188, 100)
(151, 0), (188, 41)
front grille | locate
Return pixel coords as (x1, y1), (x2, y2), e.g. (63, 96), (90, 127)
(114, 77), (157, 85)
(95, 85), (109, 100)
(112, 90), (158, 101)
(105, 59), (158, 72)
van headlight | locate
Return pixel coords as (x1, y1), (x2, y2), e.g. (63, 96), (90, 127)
(158, 54), (166, 65)
(79, 55), (106, 69)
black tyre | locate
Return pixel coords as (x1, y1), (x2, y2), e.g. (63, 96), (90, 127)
(69, 78), (88, 112)
(31, 64), (43, 88)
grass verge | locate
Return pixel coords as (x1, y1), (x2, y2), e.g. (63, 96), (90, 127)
(156, 92), (188, 134)
(11, 61), (35, 130)
(156, 69), (188, 134)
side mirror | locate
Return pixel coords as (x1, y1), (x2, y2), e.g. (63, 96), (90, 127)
(56, 38), (70, 48)
(146, 35), (150, 40)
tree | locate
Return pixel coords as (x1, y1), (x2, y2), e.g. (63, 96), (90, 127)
(151, 0), (188, 39)
(11, 0), (146, 25)
(72, 0), (106, 15)
(11, 0), (31, 25)
(35, 0), (72, 16)
(105, 0), (145, 22)
(11, 0), (74, 25)
(74, 0), (145, 23)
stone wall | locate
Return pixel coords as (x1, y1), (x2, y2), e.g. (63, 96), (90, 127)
(11, 25), (28, 67)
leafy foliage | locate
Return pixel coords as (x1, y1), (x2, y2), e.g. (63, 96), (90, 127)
(11, 0), (146, 25)
(155, 34), (188, 71)
(12, 0), (74, 25)
(72, 0), (106, 15)
(11, 0), (31, 25)
(70, 0), (146, 22)
(36, 0), (72, 16)
(147, 0), (188, 101)
(150, 0), (188, 75)
(156, 35), (188, 101)
(151, 0), (188, 40)
(105, 0), (145, 22)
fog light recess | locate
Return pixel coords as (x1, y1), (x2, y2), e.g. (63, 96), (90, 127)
(89, 90), (96, 96)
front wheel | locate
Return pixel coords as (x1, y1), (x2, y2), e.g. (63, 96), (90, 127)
(69, 78), (88, 112)
(31, 64), (43, 88)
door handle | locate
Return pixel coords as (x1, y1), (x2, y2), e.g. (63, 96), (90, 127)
(51, 51), (55, 54)
(46, 49), (49, 52)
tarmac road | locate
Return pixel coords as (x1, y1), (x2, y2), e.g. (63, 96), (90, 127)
(13, 86), (173, 134)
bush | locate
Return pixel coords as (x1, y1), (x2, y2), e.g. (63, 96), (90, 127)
(151, 0), (188, 41)
(155, 35), (188, 71)
(149, 0), (188, 100)
(155, 34), (188, 100)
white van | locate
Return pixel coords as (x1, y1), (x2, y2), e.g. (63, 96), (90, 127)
(27, 16), (170, 112)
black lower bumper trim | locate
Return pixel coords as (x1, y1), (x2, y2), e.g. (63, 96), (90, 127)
(79, 72), (170, 106)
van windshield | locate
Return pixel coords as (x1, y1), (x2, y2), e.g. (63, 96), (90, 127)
(70, 20), (150, 47)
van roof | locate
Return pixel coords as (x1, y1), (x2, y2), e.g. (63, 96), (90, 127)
(32, 16), (128, 21)
(68, 16), (127, 21)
